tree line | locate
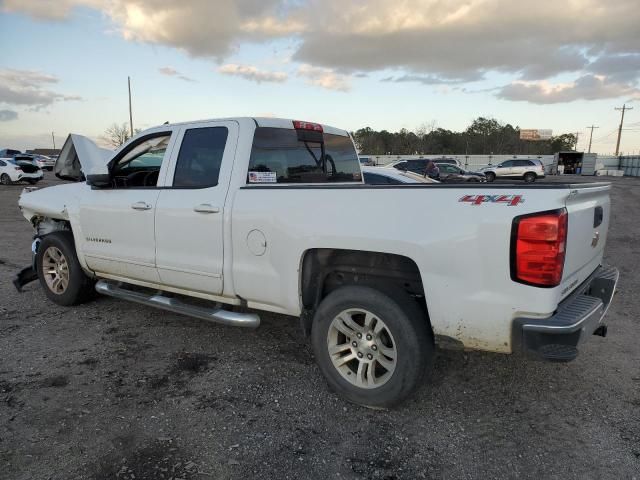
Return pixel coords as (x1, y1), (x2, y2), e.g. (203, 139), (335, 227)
(352, 117), (577, 155)
(102, 116), (578, 155)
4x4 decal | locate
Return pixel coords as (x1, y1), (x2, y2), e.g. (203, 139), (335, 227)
(459, 194), (524, 206)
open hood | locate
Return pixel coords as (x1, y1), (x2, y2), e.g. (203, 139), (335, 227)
(55, 134), (113, 181)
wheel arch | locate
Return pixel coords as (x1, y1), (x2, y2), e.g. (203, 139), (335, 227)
(299, 248), (431, 335)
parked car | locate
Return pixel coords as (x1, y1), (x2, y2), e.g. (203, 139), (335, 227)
(435, 163), (486, 182)
(0, 148), (22, 157)
(14, 117), (618, 408)
(14, 153), (56, 171)
(388, 157), (459, 175)
(362, 166), (438, 184)
(0, 158), (43, 185)
(481, 159), (545, 183)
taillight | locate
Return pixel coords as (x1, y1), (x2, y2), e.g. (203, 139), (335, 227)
(293, 120), (323, 132)
(511, 209), (567, 287)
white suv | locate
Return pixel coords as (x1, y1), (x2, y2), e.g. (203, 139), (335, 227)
(482, 159), (545, 183)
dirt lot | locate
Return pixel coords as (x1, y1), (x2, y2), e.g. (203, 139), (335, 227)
(1, 174), (639, 480)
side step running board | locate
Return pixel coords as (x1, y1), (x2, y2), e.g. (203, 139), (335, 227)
(95, 280), (260, 328)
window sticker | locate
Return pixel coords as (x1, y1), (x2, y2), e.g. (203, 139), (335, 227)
(248, 171), (277, 183)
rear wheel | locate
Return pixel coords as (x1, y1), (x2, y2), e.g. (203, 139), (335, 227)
(36, 231), (95, 306)
(1, 173), (12, 185)
(311, 285), (433, 408)
(523, 172), (536, 183)
(485, 172), (496, 182)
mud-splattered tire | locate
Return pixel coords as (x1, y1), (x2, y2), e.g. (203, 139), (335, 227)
(1, 174), (12, 185)
(311, 285), (433, 408)
(485, 172), (496, 182)
(36, 231), (95, 306)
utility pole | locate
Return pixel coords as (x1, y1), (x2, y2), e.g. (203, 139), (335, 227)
(51, 131), (56, 150)
(614, 104), (633, 156)
(128, 76), (134, 137)
(574, 131), (580, 151)
(586, 125), (599, 153)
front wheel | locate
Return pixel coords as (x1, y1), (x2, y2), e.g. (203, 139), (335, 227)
(523, 172), (536, 183)
(1, 173), (12, 185)
(36, 231), (95, 306)
(485, 172), (496, 182)
(311, 285), (433, 408)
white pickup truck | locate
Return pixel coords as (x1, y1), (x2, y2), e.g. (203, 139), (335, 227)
(14, 117), (618, 408)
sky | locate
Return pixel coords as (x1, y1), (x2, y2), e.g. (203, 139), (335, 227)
(0, 0), (639, 155)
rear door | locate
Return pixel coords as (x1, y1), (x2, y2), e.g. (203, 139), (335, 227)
(511, 160), (529, 177)
(154, 120), (238, 295)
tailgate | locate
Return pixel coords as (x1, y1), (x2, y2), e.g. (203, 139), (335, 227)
(560, 183), (611, 299)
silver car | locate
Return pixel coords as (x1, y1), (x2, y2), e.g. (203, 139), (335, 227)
(481, 159), (545, 183)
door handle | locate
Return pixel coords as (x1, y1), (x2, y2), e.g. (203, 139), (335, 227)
(131, 201), (152, 211)
(194, 204), (220, 214)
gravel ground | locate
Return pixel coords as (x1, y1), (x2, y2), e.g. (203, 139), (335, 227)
(1, 173), (639, 480)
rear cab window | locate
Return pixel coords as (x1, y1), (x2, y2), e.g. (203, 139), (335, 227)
(247, 127), (361, 184)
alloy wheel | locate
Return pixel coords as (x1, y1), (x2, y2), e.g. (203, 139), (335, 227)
(42, 246), (70, 294)
(327, 308), (397, 389)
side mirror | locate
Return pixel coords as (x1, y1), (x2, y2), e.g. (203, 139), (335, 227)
(86, 174), (111, 188)
(497, 164), (503, 168)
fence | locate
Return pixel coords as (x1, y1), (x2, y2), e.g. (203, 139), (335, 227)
(360, 154), (555, 171)
(620, 156), (640, 177)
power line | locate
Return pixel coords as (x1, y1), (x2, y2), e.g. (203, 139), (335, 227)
(614, 104), (633, 156)
(593, 128), (618, 142)
(586, 125), (599, 153)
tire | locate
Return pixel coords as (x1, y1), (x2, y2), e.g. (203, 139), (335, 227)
(27, 179), (39, 185)
(485, 172), (496, 182)
(36, 231), (95, 306)
(311, 285), (433, 408)
(1, 173), (12, 185)
(523, 172), (536, 183)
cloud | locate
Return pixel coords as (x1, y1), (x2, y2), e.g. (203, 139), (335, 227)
(497, 75), (640, 104)
(5, 0), (640, 104)
(1, 0), (101, 20)
(158, 66), (195, 82)
(383, 74), (476, 85)
(587, 54), (640, 82)
(0, 109), (18, 121)
(218, 64), (287, 83)
(297, 64), (350, 92)
(0, 68), (82, 109)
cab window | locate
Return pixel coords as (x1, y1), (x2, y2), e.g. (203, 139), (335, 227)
(247, 127), (361, 184)
(111, 133), (172, 188)
(173, 127), (228, 188)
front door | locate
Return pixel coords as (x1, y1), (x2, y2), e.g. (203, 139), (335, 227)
(79, 129), (178, 283)
(497, 160), (515, 177)
(154, 121), (238, 295)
